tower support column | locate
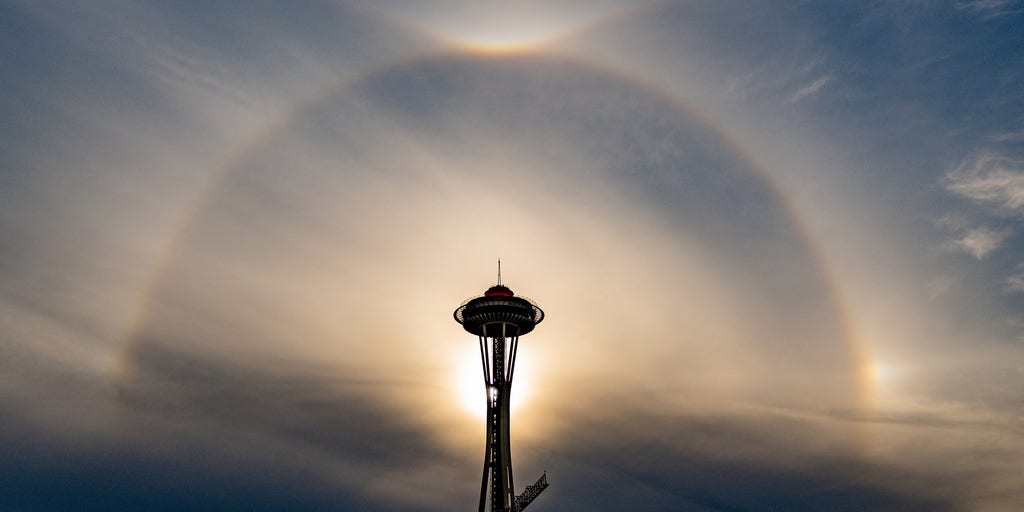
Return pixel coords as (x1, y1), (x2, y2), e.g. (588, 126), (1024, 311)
(480, 334), (517, 512)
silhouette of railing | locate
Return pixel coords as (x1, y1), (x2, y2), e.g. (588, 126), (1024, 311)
(513, 472), (549, 511)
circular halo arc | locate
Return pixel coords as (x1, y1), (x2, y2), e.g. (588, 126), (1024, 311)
(113, 50), (875, 439)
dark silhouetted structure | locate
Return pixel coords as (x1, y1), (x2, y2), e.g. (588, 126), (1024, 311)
(454, 266), (548, 512)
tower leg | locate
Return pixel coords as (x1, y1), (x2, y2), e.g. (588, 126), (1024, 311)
(479, 445), (489, 512)
(478, 335), (518, 512)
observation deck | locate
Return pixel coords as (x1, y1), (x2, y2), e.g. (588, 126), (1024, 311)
(454, 285), (545, 338)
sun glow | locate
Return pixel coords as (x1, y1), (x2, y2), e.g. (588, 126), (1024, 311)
(456, 345), (531, 418)
(447, 29), (558, 55)
(373, 3), (635, 56)
(872, 360), (894, 385)
(867, 355), (905, 402)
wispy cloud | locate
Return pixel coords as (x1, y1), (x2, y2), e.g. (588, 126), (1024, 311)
(991, 130), (1024, 143)
(956, 0), (1024, 19)
(952, 227), (1010, 258)
(789, 74), (832, 103)
(1007, 264), (1024, 292)
(935, 214), (1010, 260)
(944, 152), (1024, 214)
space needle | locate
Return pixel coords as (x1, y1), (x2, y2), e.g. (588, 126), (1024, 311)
(454, 263), (549, 512)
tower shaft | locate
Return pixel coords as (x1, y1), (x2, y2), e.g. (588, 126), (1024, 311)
(479, 330), (519, 512)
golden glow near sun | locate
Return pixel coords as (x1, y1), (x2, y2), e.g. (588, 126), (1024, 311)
(447, 28), (559, 55)
(871, 360), (894, 386)
(373, 4), (634, 56)
(866, 353), (904, 406)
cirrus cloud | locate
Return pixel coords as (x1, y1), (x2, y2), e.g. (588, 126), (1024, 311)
(944, 152), (1024, 215)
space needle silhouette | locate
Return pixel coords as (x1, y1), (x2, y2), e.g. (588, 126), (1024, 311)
(454, 262), (549, 512)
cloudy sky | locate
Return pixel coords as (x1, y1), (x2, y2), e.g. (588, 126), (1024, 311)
(3, 1), (1024, 511)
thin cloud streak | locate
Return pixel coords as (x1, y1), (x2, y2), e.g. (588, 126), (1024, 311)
(1006, 264), (1024, 292)
(952, 227), (1009, 258)
(956, 0), (1024, 19)
(945, 152), (1024, 214)
(790, 74), (833, 103)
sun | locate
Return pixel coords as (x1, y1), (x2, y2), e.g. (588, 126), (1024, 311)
(456, 344), (530, 418)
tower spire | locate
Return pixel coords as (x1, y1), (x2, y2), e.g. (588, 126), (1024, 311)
(497, 259), (502, 286)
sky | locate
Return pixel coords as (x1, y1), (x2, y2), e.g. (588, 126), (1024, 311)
(2, 1), (1024, 511)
